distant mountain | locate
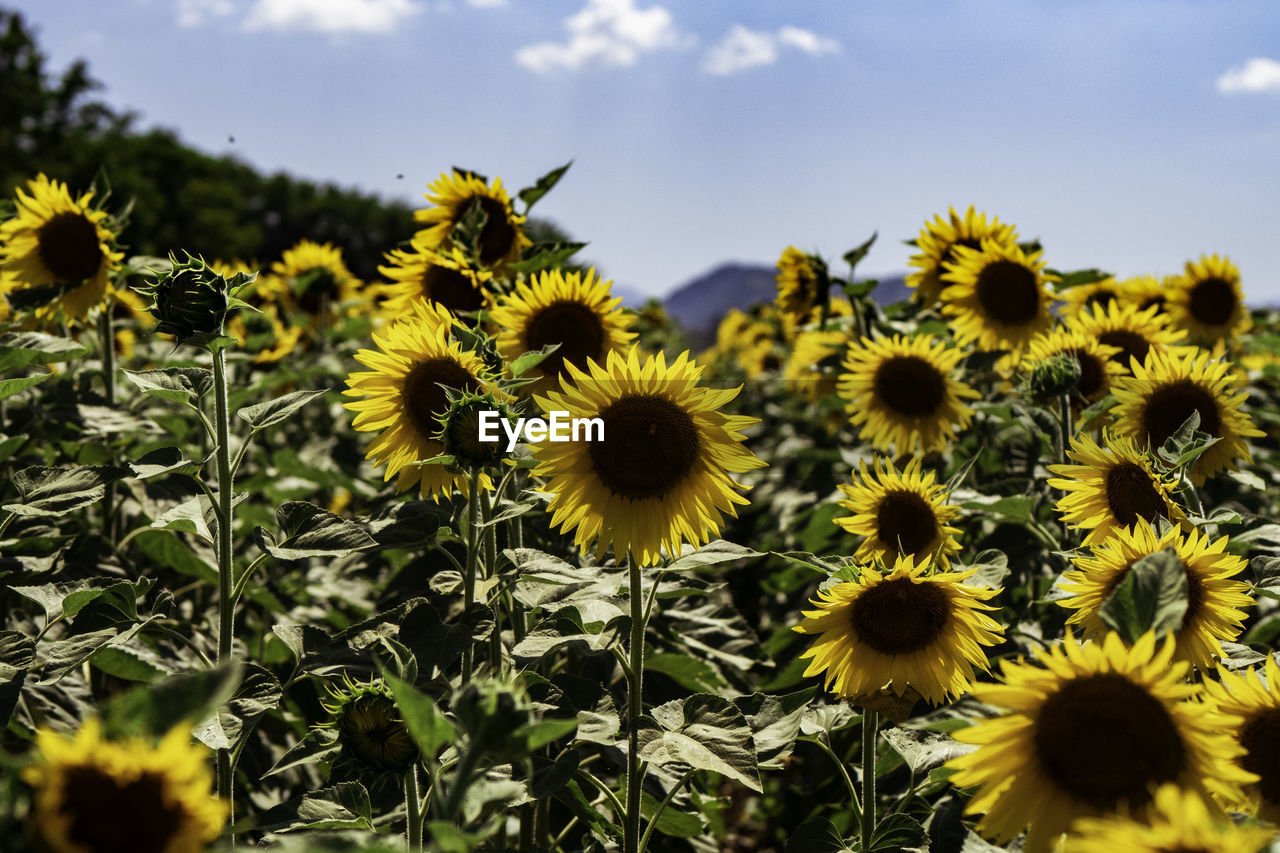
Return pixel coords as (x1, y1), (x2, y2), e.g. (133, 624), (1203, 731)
(662, 263), (910, 345)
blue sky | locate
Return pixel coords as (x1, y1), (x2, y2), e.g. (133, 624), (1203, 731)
(11, 0), (1280, 301)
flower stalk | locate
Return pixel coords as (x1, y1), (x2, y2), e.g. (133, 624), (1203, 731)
(624, 549), (645, 853)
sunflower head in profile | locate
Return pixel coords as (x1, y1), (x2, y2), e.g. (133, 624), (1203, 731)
(947, 631), (1254, 853)
(321, 678), (418, 775)
(531, 348), (765, 566)
(21, 718), (227, 853)
(413, 170), (531, 268)
(378, 242), (493, 320)
(1111, 347), (1263, 484)
(835, 457), (961, 567)
(1203, 655), (1280, 822)
(0, 173), (124, 323)
(783, 328), (847, 402)
(271, 239), (363, 322)
(940, 238), (1058, 355)
(774, 246), (827, 332)
(343, 301), (504, 501)
(491, 267), (636, 396)
(1168, 254), (1251, 347)
(1021, 325), (1124, 408)
(792, 554), (1004, 706)
(1117, 274), (1174, 317)
(1071, 299), (1189, 376)
(1047, 431), (1186, 546)
(1057, 519), (1253, 669)
(1057, 277), (1125, 321)
(1063, 783), (1274, 853)
(906, 206), (1018, 307)
(837, 333), (980, 454)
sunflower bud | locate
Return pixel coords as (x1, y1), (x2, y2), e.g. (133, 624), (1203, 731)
(1027, 352), (1082, 402)
(321, 678), (418, 775)
(438, 392), (510, 470)
(453, 677), (532, 758)
(134, 253), (253, 347)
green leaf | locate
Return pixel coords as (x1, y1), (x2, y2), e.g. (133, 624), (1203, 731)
(0, 631), (37, 728)
(868, 812), (926, 851)
(12, 578), (148, 623)
(102, 661), (243, 738)
(237, 389), (329, 432)
(963, 549), (1010, 590)
(638, 693), (761, 792)
(960, 493), (1036, 524)
(129, 446), (193, 479)
(506, 242), (587, 275)
(1157, 410), (1221, 468)
(383, 673), (455, 760)
(786, 818), (855, 852)
(0, 331), (88, 371)
(263, 728), (341, 778)
(151, 494), (214, 543)
(841, 231), (878, 273)
(1047, 267), (1113, 291)
(647, 652), (729, 693)
(237, 782), (373, 834)
(121, 367), (213, 405)
(194, 664), (282, 751)
(665, 539), (762, 571)
(734, 687), (817, 767)
(90, 644), (170, 683)
(509, 344), (559, 377)
(0, 373), (50, 400)
(1099, 547), (1188, 644)
(881, 726), (975, 775)
(5, 465), (130, 517)
(518, 159), (573, 210)
(256, 501), (376, 560)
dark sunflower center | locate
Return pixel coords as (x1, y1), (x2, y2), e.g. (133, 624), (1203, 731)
(1140, 296), (1167, 314)
(1188, 277), (1236, 327)
(1104, 462), (1166, 526)
(872, 356), (946, 417)
(975, 260), (1039, 326)
(1140, 380), (1222, 449)
(423, 263), (483, 313)
(60, 765), (187, 853)
(1032, 673), (1185, 810)
(296, 267), (338, 315)
(1181, 567), (1206, 630)
(474, 196), (517, 266)
(1083, 289), (1118, 310)
(1072, 350), (1106, 399)
(1099, 330), (1150, 369)
(523, 301), (606, 378)
(587, 394), (700, 500)
(937, 238), (981, 283)
(761, 353), (782, 371)
(343, 697), (416, 769)
(402, 358), (479, 441)
(876, 491), (939, 557)
(37, 211), (103, 282)
(848, 576), (950, 655)
(1240, 709), (1280, 805)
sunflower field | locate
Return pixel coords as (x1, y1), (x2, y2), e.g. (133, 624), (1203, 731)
(1, 162), (1280, 853)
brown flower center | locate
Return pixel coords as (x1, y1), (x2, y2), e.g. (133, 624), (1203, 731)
(588, 395), (700, 500)
(473, 196), (517, 266)
(849, 576), (950, 655)
(1033, 673), (1185, 809)
(1083, 289), (1118, 311)
(873, 355), (946, 417)
(37, 211), (104, 283)
(1099, 330), (1151, 370)
(1140, 296), (1167, 314)
(523, 301), (606, 378)
(1188, 277), (1237, 327)
(876, 491), (939, 558)
(402, 358), (479, 441)
(1140, 380), (1222, 449)
(1240, 708), (1280, 805)
(60, 765), (187, 853)
(1104, 462), (1167, 526)
(423, 263), (483, 313)
(1072, 350), (1106, 399)
(975, 260), (1040, 326)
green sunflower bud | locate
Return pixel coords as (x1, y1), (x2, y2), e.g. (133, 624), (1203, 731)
(133, 253), (254, 347)
(1027, 351), (1082, 402)
(320, 678), (418, 774)
(437, 391), (510, 470)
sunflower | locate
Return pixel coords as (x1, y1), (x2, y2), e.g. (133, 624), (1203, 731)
(1021, 325), (1124, 407)
(1047, 431), (1186, 545)
(793, 554), (1004, 706)
(1111, 347), (1263, 484)
(22, 718), (227, 853)
(940, 238), (1057, 355)
(491, 267), (636, 396)
(906, 206), (1018, 307)
(783, 328), (846, 401)
(413, 171), (531, 268)
(1064, 783), (1274, 853)
(1118, 274), (1174, 316)
(1071, 299), (1188, 376)
(837, 333), (980, 454)
(1058, 277), (1125, 320)
(270, 239), (363, 321)
(714, 308), (753, 354)
(1058, 519), (1253, 669)
(321, 678), (418, 775)
(774, 246), (825, 332)
(835, 457), (961, 567)
(379, 242), (493, 319)
(947, 632), (1254, 853)
(343, 301), (503, 501)
(531, 348), (765, 566)
(1203, 655), (1280, 821)
(1168, 254), (1251, 347)
(0, 173), (124, 323)
(736, 337), (786, 378)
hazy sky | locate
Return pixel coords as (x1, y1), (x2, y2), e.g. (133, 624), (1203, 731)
(11, 0), (1280, 300)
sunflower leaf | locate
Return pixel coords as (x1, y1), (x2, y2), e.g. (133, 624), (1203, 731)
(509, 343), (559, 377)
(518, 160), (573, 210)
(665, 539), (762, 572)
(1098, 546), (1187, 644)
(786, 818), (855, 852)
(0, 331), (88, 371)
(237, 389), (329, 433)
(637, 693), (761, 792)
(842, 231), (878, 272)
(102, 660), (243, 739)
(236, 781), (373, 834)
(5, 464), (130, 517)
(383, 672), (456, 760)
(0, 372), (50, 401)
(260, 501), (377, 560)
(121, 367), (213, 405)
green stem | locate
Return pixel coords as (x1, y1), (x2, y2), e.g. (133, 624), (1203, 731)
(1059, 394), (1073, 467)
(814, 736), (861, 827)
(0, 511), (15, 541)
(99, 310), (118, 540)
(639, 769), (695, 853)
(440, 744), (481, 824)
(462, 468), (481, 684)
(212, 344), (236, 827)
(861, 710), (878, 849)
(506, 471), (527, 642)
(624, 549), (645, 853)
(1181, 468), (1206, 518)
(405, 765), (424, 852)
(480, 485), (502, 674)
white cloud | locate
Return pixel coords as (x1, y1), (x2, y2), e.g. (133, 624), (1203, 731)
(1216, 57), (1280, 94)
(515, 0), (689, 73)
(703, 24), (840, 76)
(466, 0), (506, 7)
(177, 0), (238, 27)
(242, 0), (420, 33)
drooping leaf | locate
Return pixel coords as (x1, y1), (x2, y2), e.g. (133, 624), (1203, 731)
(237, 389), (329, 432)
(1099, 547), (1188, 644)
(638, 693), (761, 792)
(5, 465), (130, 517)
(255, 501), (376, 561)
(0, 331), (88, 371)
(121, 367), (213, 405)
(102, 661), (243, 738)
(237, 782), (373, 834)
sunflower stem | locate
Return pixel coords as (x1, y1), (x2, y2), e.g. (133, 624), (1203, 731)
(211, 342), (237, 837)
(462, 468), (481, 685)
(480, 485), (502, 674)
(1180, 468), (1205, 518)
(405, 764), (424, 852)
(98, 309), (118, 540)
(507, 471), (527, 642)
(1058, 394), (1073, 466)
(814, 735), (861, 825)
(624, 549), (646, 853)
(861, 710), (878, 849)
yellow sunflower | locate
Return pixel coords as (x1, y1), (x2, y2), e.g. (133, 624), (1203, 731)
(379, 242), (493, 318)
(343, 301), (503, 501)
(1047, 431), (1186, 545)
(1118, 274), (1175, 316)
(774, 246), (824, 332)
(1071, 299), (1189, 376)
(0, 173), (124, 322)
(837, 333), (980, 454)
(491, 267), (636, 396)
(736, 337), (786, 378)
(947, 631), (1254, 853)
(531, 348), (766, 566)
(792, 554), (1004, 706)
(1203, 655), (1280, 821)
(1058, 519), (1253, 669)
(1057, 277), (1125, 321)
(413, 171), (531, 268)
(940, 238), (1058, 355)
(270, 239), (363, 321)
(22, 718), (227, 853)
(1168, 254), (1252, 347)
(783, 328), (847, 401)
(1064, 783), (1274, 853)
(1112, 347), (1263, 484)
(1021, 325), (1124, 407)
(714, 308), (753, 354)
(835, 457), (961, 567)
(906, 206), (1018, 307)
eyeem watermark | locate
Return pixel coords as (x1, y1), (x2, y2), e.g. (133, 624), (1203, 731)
(478, 410), (604, 452)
